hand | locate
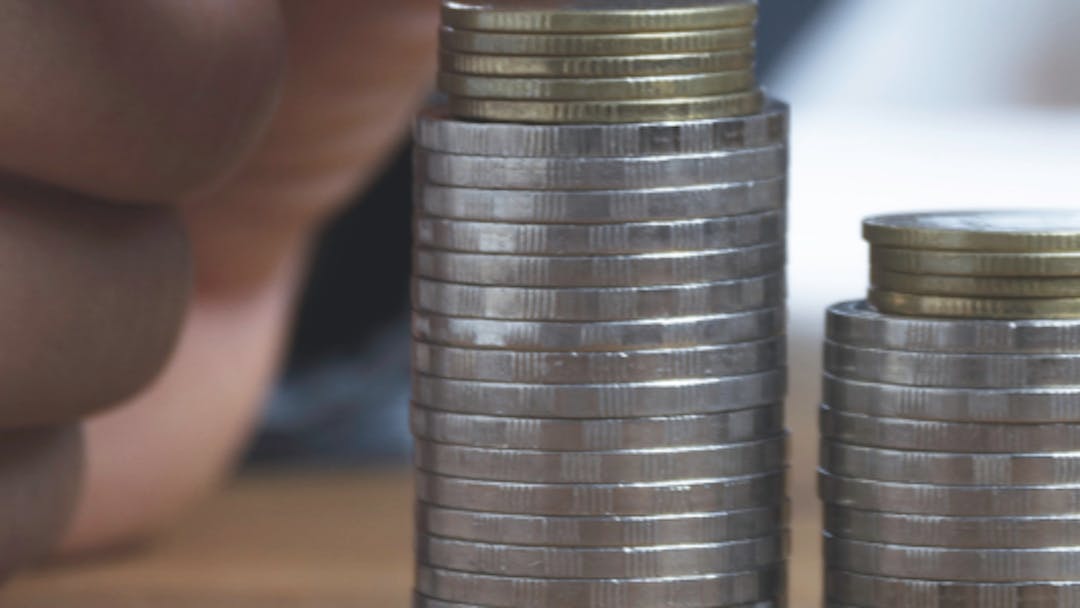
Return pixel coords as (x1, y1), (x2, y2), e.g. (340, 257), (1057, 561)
(0, 0), (437, 573)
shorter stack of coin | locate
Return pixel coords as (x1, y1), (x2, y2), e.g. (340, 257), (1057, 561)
(821, 211), (1080, 606)
(439, 0), (763, 123)
(411, 102), (789, 606)
(866, 210), (1080, 319)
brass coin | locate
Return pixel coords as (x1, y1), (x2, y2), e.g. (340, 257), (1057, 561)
(868, 289), (1080, 320)
(438, 71), (755, 101)
(871, 246), (1080, 277)
(872, 269), (1080, 298)
(864, 210), (1080, 252)
(439, 49), (756, 77)
(441, 1), (758, 34)
(439, 26), (754, 56)
(448, 90), (765, 124)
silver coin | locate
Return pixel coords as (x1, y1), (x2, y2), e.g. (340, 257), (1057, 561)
(413, 211), (785, 255)
(819, 470), (1080, 516)
(825, 341), (1080, 388)
(824, 374), (1080, 424)
(827, 300), (1080, 354)
(412, 370), (786, 418)
(821, 441), (1080, 486)
(413, 595), (781, 608)
(415, 565), (786, 608)
(416, 179), (787, 224)
(414, 103), (787, 157)
(413, 275), (784, 321)
(827, 569), (1080, 608)
(437, 26), (756, 56)
(409, 404), (786, 450)
(411, 308), (784, 351)
(417, 470), (786, 516)
(821, 406), (1080, 453)
(414, 435), (787, 483)
(418, 534), (786, 578)
(826, 535), (1080, 582)
(413, 339), (784, 383)
(416, 502), (788, 547)
(825, 506), (1080, 549)
(416, 147), (786, 190)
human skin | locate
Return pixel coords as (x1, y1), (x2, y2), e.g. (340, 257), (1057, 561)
(0, 0), (438, 567)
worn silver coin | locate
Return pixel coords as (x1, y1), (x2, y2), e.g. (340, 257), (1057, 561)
(412, 370), (786, 418)
(418, 470), (786, 516)
(413, 211), (784, 255)
(411, 308), (784, 351)
(416, 147), (786, 190)
(416, 503), (787, 547)
(412, 595), (781, 608)
(413, 275), (784, 321)
(827, 569), (1080, 608)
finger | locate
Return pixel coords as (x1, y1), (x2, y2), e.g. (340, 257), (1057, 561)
(0, 179), (190, 428)
(0, 1), (286, 203)
(0, 425), (83, 574)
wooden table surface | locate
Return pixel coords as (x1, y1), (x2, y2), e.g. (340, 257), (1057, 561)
(4, 468), (822, 607)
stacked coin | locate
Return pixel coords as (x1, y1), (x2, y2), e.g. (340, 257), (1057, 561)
(866, 210), (1080, 319)
(411, 2), (788, 602)
(821, 211), (1080, 607)
(439, 0), (763, 123)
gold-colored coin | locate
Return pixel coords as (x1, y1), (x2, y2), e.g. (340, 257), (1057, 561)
(440, 26), (754, 56)
(439, 49), (756, 77)
(439, 71), (755, 101)
(864, 211), (1080, 252)
(448, 90), (765, 124)
(871, 246), (1080, 277)
(868, 289), (1080, 320)
(441, 1), (758, 34)
(872, 269), (1080, 298)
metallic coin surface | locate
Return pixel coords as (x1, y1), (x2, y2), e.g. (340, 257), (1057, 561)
(818, 471), (1080, 516)
(416, 179), (787, 224)
(826, 535), (1080, 582)
(824, 374), (1080, 424)
(821, 406), (1080, 453)
(871, 247), (1080, 277)
(412, 275), (784, 321)
(448, 91), (766, 123)
(418, 145), (784, 190)
(414, 244), (784, 287)
(414, 212), (784, 255)
(412, 308), (784, 351)
(872, 269), (1080, 298)
(413, 339), (784, 383)
(416, 565), (784, 608)
(868, 289), (1080, 320)
(826, 300), (1080, 354)
(440, 70), (755, 101)
(821, 441), (1080, 486)
(412, 370), (786, 418)
(418, 534), (786, 578)
(414, 103), (785, 157)
(410, 404), (786, 450)
(439, 26), (755, 56)
(864, 210), (1080, 252)
(418, 470), (786, 515)
(827, 569), (1080, 608)
(416, 503), (787, 547)
(414, 435), (786, 482)
(440, 1), (759, 34)
(413, 593), (781, 608)
(439, 49), (757, 78)
(825, 507), (1080, 549)
(825, 341), (1080, 388)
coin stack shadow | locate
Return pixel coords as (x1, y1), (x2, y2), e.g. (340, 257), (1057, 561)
(411, 1), (789, 606)
(821, 211), (1080, 607)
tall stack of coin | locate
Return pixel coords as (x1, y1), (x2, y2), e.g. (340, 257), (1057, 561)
(411, 1), (789, 606)
(821, 211), (1080, 607)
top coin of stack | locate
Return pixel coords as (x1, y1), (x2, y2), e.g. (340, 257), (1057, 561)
(439, 0), (763, 123)
(865, 210), (1080, 319)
